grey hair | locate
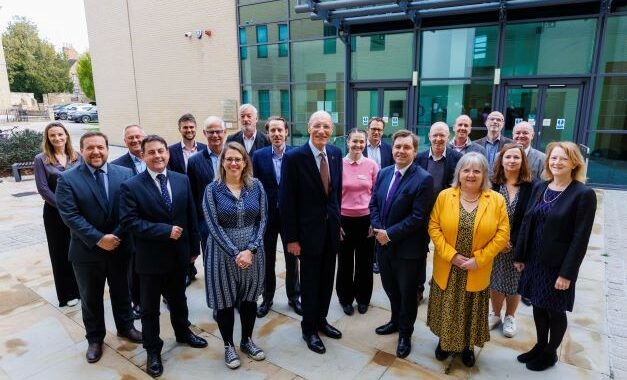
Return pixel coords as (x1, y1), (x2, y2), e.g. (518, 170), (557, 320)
(239, 103), (258, 117)
(451, 152), (491, 190)
(308, 110), (333, 126)
(122, 124), (145, 140)
(430, 121), (450, 136)
(203, 116), (225, 130)
(513, 121), (534, 136)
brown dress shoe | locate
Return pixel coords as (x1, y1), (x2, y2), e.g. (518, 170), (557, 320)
(117, 327), (143, 343)
(86, 342), (103, 363)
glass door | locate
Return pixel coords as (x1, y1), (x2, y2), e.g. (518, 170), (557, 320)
(354, 85), (409, 141)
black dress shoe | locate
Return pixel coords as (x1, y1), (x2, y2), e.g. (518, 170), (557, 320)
(517, 344), (544, 363)
(521, 296), (532, 306)
(396, 336), (412, 358)
(435, 341), (450, 361)
(117, 327), (143, 343)
(342, 303), (354, 316)
(256, 301), (273, 318)
(302, 333), (326, 354)
(146, 352), (163, 377)
(176, 332), (208, 348)
(461, 347), (476, 367)
(375, 321), (398, 335)
(288, 299), (303, 316)
(526, 350), (558, 371)
(319, 323), (342, 339)
(86, 342), (102, 363)
(132, 304), (142, 320)
(357, 304), (368, 314)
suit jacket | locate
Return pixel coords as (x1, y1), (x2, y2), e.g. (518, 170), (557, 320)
(167, 141), (207, 174)
(252, 145), (294, 223)
(226, 130), (270, 156)
(111, 152), (141, 175)
(279, 143), (342, 257)
(429, 187), (510, 291)
(369, 163), (434, 259)
(491, 181), (535, 246)
(415, 147), (462, 192)
(187, 149), (218, 223)
(527, 147), (546, 181)
(56, 162), (134, 263)
(514, 180), (597, 282)
(120, 170), (200, 274)
(363, 141), (394, 168)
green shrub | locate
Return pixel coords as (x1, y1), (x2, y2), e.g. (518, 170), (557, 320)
(0, 129), (43, 174)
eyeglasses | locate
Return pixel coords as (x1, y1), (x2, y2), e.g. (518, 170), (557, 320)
(369, 128), (384, 133)
(224, 157), (243, 163)
(205, 130), (223, 135)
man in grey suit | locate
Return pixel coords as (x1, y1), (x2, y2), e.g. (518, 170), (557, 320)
(513, 121), (546, 180)
(475, 111), (514, 177)
(448, 115), (487, 157)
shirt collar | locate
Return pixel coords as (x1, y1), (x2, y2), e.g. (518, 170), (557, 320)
(129, 152), (142, 163)
(86, 162), (108, 175)
(367, 141), (381, 149)
(394, 163), (411, 176)
(181, 140), (197, 151)
(524, 145), (531, 155)
(428, 147), (447, 160)
(343, 154), (364, 165)
(486, 134), (501, 144)
(147, 167), (168, 181)
(308, 139), (327, 157)
(243, 131), (257, 141)
(272, 144), (286, 157)
(450, 137), (472, 148)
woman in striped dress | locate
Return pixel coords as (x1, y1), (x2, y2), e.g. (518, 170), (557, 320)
(203, 141), (267, 369)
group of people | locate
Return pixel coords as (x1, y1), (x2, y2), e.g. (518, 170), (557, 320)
(33, 105), (596, 377)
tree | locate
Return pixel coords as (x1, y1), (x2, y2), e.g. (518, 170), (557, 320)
(2, 17), (73, 101)
(76, 52), (95, 100)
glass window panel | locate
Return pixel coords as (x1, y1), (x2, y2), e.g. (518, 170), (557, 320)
(592, 76), (627, 131)
(383, 89), (408, 138)
(290, 19), (336, 39)
(258, 90), (271, 119)
(421, 26), (498, 78)
(241, 44), (289, 83)
(502, 19), (597, 76)
(587, 132), (627, 186)
(291, 82), (345, 145)
(354, 90), (378, 130)
(280, 89), (290, 118)
(239, 23), (285, 45)
(292, 39), (345, 82)
(602, 15), (627, 73)
(256, 25), (268, 58)
(417, 80), (493, 140)
(239, 0), (287, 25)
(242, 89), (250, 104)
(352, 33), (413, 80)
(239, 28), (248, 60)
(241, 85), (289, 127)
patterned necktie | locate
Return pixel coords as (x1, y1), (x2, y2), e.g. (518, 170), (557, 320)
(94, 168), (109, 207)
(156, 174), (173, 211)
(319, 152), (330, 195)
(382, 170), (402, 222)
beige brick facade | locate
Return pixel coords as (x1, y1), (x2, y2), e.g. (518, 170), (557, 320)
(84, 0), (240, 146)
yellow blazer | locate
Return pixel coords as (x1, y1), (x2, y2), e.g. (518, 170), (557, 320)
(429, 187), (509, 292)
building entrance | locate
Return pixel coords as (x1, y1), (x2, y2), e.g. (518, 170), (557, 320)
(353, 83), (411, 139)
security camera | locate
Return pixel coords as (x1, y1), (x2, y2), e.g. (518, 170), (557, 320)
(184, 32), (192, 38)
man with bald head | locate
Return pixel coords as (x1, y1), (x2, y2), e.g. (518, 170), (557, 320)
(448, 115), (487, 157)
(513, 121), (545, 180)
(476, 111), (513, 177)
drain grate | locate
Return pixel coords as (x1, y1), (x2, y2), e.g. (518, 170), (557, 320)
(11, 191), (38, 198)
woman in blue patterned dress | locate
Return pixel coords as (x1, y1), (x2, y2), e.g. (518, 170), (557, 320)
(203, 141), (267, 369)
(514, 141), (597, 371)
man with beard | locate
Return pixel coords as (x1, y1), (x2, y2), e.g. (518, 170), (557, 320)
(512, 121), (546, 180)
(226, 104), (270, 156)
(56, 132), (142, 364)
(252, 116), (301, 318)
(475, 111), (513, 177)
(168, 113), (207, 174)
(448, 115), (487, 157)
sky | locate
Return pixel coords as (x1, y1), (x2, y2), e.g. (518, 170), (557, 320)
(0, 0), (89, 53)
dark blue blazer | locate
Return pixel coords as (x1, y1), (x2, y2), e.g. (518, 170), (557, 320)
(415, 147), (462, 192)
(363, 141), (394, 168)
(187, 149), (218, 223)
(226, 130), (270, 156)
(279, 143), (342, 257)
(111, 152), (141, 175)
(369, 163), (434, 259)
(167, 141), (207, 174)
(252, 145), (294, 222)
(120, 170), (200, 274)
(56, 162), (134, 263)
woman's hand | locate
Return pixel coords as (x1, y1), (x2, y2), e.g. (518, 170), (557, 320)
(502, 241), (512, 253)
(460, 257), (478, 271)
(554, 276), (571, 290)
(451, 254), (468, 268)
(236, 250), (253, 269)
(340, 227), (345, 241)
(513, 262), (525, 272)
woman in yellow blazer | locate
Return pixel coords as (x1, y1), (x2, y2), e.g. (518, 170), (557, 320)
(427, 152), (509, 368)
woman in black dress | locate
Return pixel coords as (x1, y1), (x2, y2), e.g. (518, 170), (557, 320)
(514, 141), (597, 371)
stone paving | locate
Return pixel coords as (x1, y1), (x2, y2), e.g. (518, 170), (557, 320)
(0, 137), (623, 379)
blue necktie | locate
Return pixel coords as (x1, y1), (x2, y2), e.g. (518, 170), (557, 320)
(94, 169), (109, 207)
(382, 171), (402, 223)
(157, 174), (173, 211)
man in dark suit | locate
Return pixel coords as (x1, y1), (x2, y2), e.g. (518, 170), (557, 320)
(475, 111), (514, 177)
(280, 110), (342, 354)
(120, 135), (207, 377)
(370, 129), (434, 358)
(363, 116), (394, 169)
(415, 121), (462, 303)
(252, 116), (301, 318)
(56, 132), (142, 364)
(167, 113), (208, 174)
(226, 104), (270, 156)
(111, 124), (146, 319)
(513, 121), (546, 181)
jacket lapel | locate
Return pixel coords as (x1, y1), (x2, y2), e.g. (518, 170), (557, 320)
(141, 171), (170, 213)
(473, 190), (490, 236)
(303, 145), (326, 196)
(80, 163), (108, 213)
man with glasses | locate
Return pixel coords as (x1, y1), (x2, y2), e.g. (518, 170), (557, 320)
(476, 111), (513, 178)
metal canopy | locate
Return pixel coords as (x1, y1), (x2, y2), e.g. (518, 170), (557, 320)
(295, 0), (598, 27)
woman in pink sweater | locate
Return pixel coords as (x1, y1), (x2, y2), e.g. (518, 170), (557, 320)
(336, 128), (379, 315)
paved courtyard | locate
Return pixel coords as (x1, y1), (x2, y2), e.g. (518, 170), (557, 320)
(0, 127), (624, 379)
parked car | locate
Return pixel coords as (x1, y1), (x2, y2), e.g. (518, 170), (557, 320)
(71, 106), (98, 123)
(54, 103), (89, 120)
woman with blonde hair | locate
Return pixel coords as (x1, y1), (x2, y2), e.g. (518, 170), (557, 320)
(34, 122), (81, 307)
(514, 141), (597, 371)
(203, 141), (267, 369)
(427, 152), (509, 367)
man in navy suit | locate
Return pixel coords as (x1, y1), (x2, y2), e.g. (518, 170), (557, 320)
(111, 124), (146, 319)
(56, 132), (142, 364)
(280, 111), (342, 354)
(252, 116), (301, 318)
(120, 135), (207, 377)
(167, 113), (207, 174)
(370, 129), (434, 358)
(226, 104), (270, 156)
(363, 117), (394, 169)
